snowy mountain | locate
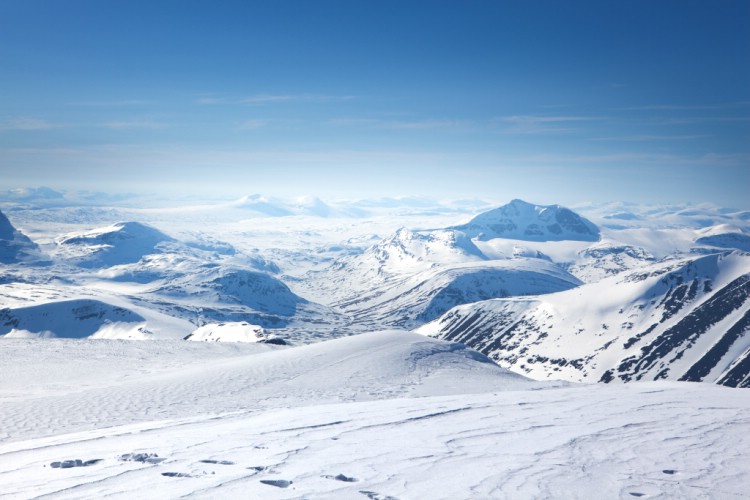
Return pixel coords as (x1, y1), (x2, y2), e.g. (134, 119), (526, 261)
(2, 196), (750, 498)
(451, 199), (600, 242)
(302, 227), (581, 328)
(0, 210), (40, 264)
(418, 251), (750, 387)
(567, 240), (656, 282)
(56, 221), (175, 268)
(694, 224), (750, 252)
(183, 322), (284, 343)
(0, 299), (149, 339)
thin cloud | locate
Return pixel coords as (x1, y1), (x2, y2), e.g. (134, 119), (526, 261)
(71, 99), (151, 107)
(521, 152), (750, 168)
(197, 94), (356, 105)
(385, 119), (470, 130)
(655, 116), (750, 125)
(103, 120), (166, 130)
(493, 115), (599, 134)
(592, 134), (712, 142)
(240, 94), (356, 105)
(618, 101), (750, 111)
(238, 119), (269, 130)
(326, 117), (471, 130)
(0, 118), (58, 131)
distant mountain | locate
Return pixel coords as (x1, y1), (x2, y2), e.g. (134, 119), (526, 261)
(307, 227), (581, 328)
(57, 221), (175, 268)
(232, 194), (294, 216)
(568, 241), (655, 283)
(694, 225), (750, 252)
(184, 322), (269, 342)
(451, 199), (600, 242)
(0, 299), (148, 339)
(0, 210), (40, 264)
(419, 251), (750, 387)
(1, 186), (65, 203)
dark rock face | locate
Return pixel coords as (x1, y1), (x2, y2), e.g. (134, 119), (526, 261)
(424, 253), (750, 388)
(0, 210), (38, 264)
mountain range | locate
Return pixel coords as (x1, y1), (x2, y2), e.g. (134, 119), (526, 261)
(2, 197), (750, 387)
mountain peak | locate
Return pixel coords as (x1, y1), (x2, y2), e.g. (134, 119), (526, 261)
(0, 210), (17, 241)
(0, 209), (39, 263)
(451, 200), (600, 242)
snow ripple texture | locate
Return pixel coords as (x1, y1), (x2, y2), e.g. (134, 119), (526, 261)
(1, 332), (749, 499)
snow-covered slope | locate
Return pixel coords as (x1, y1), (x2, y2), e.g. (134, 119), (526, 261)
(451, 199), (600, 242)
(1, 331), (538, 442)
(419, 251), (750, 387)
(1, 333), (749, 499)
(183, 322), (278, 343)
(57, 221), (175, 268)
(0, 299), (148, 339)
(0, 210), (40, 264)
(694, 224), (750, 252)
(568, 240), (656, 282)
(303, 227), (581, 328)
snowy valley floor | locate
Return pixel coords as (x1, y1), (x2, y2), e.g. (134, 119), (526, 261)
(2, 333), (749, 499)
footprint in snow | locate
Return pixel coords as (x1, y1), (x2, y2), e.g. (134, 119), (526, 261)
(260, 479), (293, 488)
(162, 472), (193, 478)
(119, 453), (165, 464)
(50, 459), (102, 469)
(323, 473), (358, 482)
(360, 491), (399, 500)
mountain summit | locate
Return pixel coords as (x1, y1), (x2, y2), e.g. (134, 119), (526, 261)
(0, 210), (39, 264)
(451, 199), (600, 242)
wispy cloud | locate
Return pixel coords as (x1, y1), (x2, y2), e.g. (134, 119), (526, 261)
(102, 120), (166, 130)
(592, 134), (712, 142)
(326, 117), (471, 131)
(0, 118), (58, 131)
(519, 152), (750, 168)
(654, 116), (750, 125)
(617, 101), (750, 112)
(493, 115), (599, 134)
(196, 94), (356, 106)
(238, 119), (269, 130)
(71, 99), (151, 107)
(386, 119), (470, 130)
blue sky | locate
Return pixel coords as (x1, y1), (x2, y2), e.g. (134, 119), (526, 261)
(1, 0), (748, 207)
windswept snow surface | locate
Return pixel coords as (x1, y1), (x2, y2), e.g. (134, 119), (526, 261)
(1, 333), (749, 499)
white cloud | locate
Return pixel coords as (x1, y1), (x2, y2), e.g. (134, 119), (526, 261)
(0, 118), (57, 131)
(326, 117), (471, 131)
(493, 115), (598, 134)
(591, 134), (712, 142)
(196, 94), (356, 106)
(103, 120), (166, 130)
(238, 119), (269, 130)
(71, 99), (151, 107)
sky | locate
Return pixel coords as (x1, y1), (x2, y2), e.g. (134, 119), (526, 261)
(1, 0), (749, 207)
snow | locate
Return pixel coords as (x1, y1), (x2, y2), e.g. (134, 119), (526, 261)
(185, 322), (269, 342)
(451, 199), (600, 242)
(2, 196), (750, 497)
(1, 333), (748, 498)
(418, 252), (750, 385)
